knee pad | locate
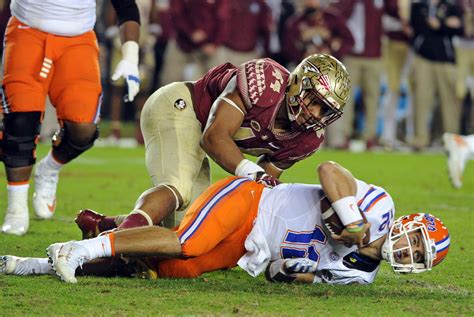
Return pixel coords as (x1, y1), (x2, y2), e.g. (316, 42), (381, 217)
(52, 124), (99, 163)
(2, 112), (42, 167)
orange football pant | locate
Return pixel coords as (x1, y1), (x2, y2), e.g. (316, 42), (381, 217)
(157, 176), (264, 278)
(1, 16), (102, 123)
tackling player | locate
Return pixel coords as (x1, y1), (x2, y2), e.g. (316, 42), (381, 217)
(0, 162), (450, 285)
(1, 0), (141, 235)
(80, 53), (352, 234)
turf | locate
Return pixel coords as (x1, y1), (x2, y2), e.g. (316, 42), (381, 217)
(0, 144), (473, 316)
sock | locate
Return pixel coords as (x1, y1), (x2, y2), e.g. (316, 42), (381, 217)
(7, 182), (29, 209)
(118, 210), (153, 229)
(43, 151), (63, 172)
(78, 234), (114, 260)
(13, 257), (52, 275)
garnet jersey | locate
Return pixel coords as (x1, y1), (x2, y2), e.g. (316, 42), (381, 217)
(193, 58), (325, 168)
(240, 179), (395, 285)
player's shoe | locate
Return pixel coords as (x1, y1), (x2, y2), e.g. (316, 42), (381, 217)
(0, 255), (52, 275)
(1, 204), (29, 236)
(75, 209), (107, 239)
(443, 133), (468, 189)
(33, 158), (59, 219)
(48, 241), (90, 283)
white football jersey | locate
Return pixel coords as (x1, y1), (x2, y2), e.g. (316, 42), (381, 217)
(11, 0), (96, 36)
(255, 179), (395, 285)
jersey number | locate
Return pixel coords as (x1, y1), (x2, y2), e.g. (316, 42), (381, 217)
(280, 226), (327, 262)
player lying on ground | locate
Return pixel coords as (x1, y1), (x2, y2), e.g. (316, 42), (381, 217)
(0, 162), (450, 284)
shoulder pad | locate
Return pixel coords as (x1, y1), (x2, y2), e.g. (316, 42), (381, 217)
(237, 58), (289, 110)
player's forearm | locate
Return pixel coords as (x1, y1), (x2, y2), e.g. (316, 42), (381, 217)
(318, 161), (357, 202)
(119, 21), (140, 44)
(200, 135), (245, 175)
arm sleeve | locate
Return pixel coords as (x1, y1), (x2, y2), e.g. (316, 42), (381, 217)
(111, 0), (141, 26)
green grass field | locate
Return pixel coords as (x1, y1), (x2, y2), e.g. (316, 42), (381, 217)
(0, 144), (473, 316)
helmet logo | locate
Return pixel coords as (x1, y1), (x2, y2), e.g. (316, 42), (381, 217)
(318, 74), (331, 92)
(424, 215), (437, 231)
(174, 99), (186, 110)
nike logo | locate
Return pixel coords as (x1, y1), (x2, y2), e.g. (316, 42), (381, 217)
(47, 199), (56, 213)
(268, 142), (280, 150)
(17, 25), (31, 29)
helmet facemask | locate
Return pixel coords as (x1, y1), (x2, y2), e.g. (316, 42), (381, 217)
(381, 219), (436, 274)
(287, 78), (343, 131)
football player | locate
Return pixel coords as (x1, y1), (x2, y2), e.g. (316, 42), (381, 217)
(0, 161), (450, 285)
(1, 0), (141, 235)
(73, 53), (352, 238)
(443, 133), (474, 189)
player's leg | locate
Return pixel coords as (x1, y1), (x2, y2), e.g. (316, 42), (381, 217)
(116, 82), (205, 229)
(411, 54), (436, 150)
(35, 31), (101, 219)
(74, 159), (211, 237)
(0, 255), (52, 275)
(1, 17), (50, 235)
(50, 177), (263, 283)
(361, 58), (382, 147)
(443, 133), (474, 188)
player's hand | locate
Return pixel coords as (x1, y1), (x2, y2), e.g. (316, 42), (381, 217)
(255, 172), (281, 188)
(283, 258), (318, 274)
(332, 222), (371, 248)
(111, 41), (140, 102)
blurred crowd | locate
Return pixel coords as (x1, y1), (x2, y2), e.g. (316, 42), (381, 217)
(0, 0), (473, 151)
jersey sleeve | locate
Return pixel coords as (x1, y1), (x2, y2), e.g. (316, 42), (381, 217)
(236, 58), (289, 111)
(355, 179), (396, 243)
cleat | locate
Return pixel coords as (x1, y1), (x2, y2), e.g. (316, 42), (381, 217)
(75, 209), (106, 239)
(49, 241), (90, 283)
(443, 133), (468, 189)
(2, 206), (29, 236)
(33, 158), (59, 219)
(0, 255), (52, 275)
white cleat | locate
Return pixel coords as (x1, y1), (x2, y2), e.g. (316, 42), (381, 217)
(443, 133), (468, 189)
(0, 255), (52, 275)
(48, 241), (90, 283)
(1, 206), (29, 236)
(33, 159), (59, 219)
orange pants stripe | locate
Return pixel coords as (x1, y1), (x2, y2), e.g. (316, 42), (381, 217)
(2, 16), (102, 123)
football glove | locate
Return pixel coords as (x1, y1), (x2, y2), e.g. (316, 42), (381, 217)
(112, 41), (140, 102)
(265, 258), (318, 283)
(284, 258), (318, 274)
(255, 172), (281, 188)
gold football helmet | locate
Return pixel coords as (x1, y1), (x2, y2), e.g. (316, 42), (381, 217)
(286, 54), (351, 131)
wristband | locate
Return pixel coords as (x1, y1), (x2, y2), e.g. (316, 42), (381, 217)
(346, 221), (365, 233)
(331, 196), (363, 226)
(121, 41), (139, 65)
(235, 159), (265, 179)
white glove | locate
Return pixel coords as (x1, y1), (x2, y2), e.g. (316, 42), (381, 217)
(284, 258), (318, 274)
(112, 41), (140, 102)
